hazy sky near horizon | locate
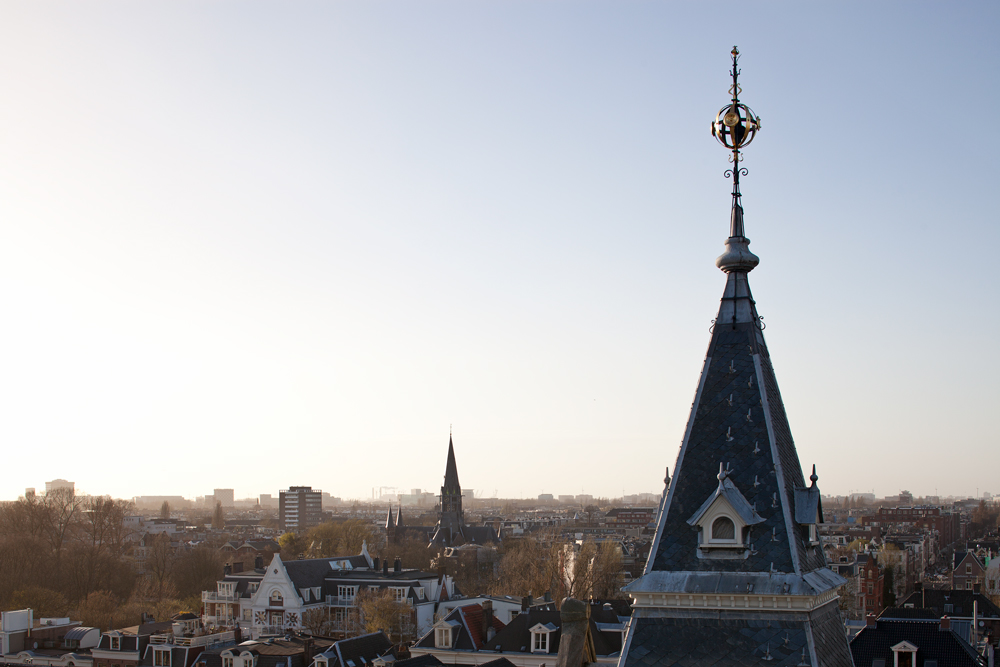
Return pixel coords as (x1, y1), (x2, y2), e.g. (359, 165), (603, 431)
(0, 2), (996, 504)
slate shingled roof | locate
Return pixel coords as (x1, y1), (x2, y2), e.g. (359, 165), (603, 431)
(648, 320), (824, 575)
(849, 619), (981, 667)
(624, 604), (853, 667)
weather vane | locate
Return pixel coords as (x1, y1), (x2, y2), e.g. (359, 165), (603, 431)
(711, 46), (761, 214)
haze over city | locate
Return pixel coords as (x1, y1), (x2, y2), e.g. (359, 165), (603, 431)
(0, 2), (996, 503)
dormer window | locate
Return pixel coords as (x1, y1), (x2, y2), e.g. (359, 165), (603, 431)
(687, 465), (762, 558)
(890, 640), (917, 667)
(223, 657), (234, 667)
(434, 620), (460, 648)
(153, 649), (171, 667)
(110, 635), (121, 651)
(529, 623), (557, 654)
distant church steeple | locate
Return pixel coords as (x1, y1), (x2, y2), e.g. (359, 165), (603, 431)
(437, 434), (465, 541)
(617, 48), (853, 666)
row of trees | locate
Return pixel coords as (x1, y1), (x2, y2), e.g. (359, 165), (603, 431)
(0, 490), (224, 630)
(278, 520), (381, 560)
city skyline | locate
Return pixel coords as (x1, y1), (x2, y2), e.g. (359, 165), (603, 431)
(0, 3), (996, 503)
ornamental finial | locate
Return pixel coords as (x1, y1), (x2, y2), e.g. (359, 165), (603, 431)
(713, 46), (762, 274)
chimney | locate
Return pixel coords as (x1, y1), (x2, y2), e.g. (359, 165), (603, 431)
(303, 638), (314, 666)
(554, 598), (594, 667)
(974, 582), (981, 594)
(373, 557), (380, 572)
(393, 557), (401, 573)
(521, 596), (530, 612)
(544, 591), (552, 602)
(255, 555), (264, 570)
(482, 601), (494, 642)
(383, 559), (389, 575)
(224, 564), (232, 576)
(865, 613), (876, 628)
(940, 615), (950, 631)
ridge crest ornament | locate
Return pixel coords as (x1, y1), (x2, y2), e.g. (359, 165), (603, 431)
(713, 46), (762, 275)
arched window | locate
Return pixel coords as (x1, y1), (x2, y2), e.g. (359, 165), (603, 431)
(270, 590), (283, 605)
(711, 517), (735, 540)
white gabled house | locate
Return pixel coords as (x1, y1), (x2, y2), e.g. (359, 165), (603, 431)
(202, 544), (457, 638)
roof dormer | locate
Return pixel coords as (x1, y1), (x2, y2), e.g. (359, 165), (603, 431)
(433, 619), (460, 649)
(529, 623), (557, 654)
(686, 464), (763, 559)
(794, 465), (823, 547)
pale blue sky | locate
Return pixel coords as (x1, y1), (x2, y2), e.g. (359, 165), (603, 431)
(0, 2), (996, 502)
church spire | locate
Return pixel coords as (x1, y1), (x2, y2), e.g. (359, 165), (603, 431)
(443, 434), (461, 491)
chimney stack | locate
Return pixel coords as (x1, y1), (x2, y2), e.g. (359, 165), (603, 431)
(383, 559), (389, 575)
(393, 557), (401, 573)
(940, 616), (950, 631)
(482, 601), (494, 642)
(224, 564), (232, 576)
(255, 555), (264, 570)
(865, 614), (876, 628)
(373, 557), (380, 572)
(303, 638), (314, 666)
(521, 596), (530, 612)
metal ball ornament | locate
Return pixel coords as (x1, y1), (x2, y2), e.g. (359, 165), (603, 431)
(711, 102), (760, 151)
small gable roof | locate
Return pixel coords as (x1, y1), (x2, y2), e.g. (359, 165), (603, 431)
(686, 471), (764, 528)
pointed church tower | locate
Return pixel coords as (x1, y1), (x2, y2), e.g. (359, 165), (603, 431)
(618, 48), (853, 666)
(437, 434), (465, 541)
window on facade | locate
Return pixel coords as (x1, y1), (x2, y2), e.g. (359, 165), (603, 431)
(338, 586), (357, 600)
(533, 632), (548, 653)
(867, 584), (873, 594)
(223, 657), (234, 667)
(154, 650), (170, 667)
(711, 517), (735, 541)
(966, 565), (972, 574)
(110, 637), (121, 651)
(435, 628), (451, 649)
(391, 588), (407, 602)
(270, 590), (283, 605)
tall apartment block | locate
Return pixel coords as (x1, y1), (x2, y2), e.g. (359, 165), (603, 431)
(278, 486), (323, 532)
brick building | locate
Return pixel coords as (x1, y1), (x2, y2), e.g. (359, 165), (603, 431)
(860, 507), (960, 547)
(857, 555), (884, 617)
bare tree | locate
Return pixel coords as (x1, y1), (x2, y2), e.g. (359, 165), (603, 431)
(353, 588), (416, 644)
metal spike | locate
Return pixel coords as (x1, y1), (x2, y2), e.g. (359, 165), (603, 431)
(726, 393), (733, 406)
(748, 375), (754, 388)
(753, 475), (760, 489)
(746, 408), (753, 422)
(772, 492), (779, 507)
(753, 440), (760, 454)
(726, 427), (734, 442)
(728, 360), (736, 373)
